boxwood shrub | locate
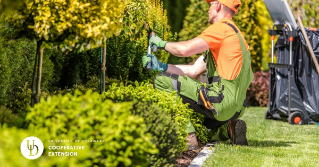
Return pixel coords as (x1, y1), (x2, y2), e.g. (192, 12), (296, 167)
(125, 100), (181, 167)
(102, 82), (209, 145)
(26, 90), (158, 167)
(0, 124), (92, 167)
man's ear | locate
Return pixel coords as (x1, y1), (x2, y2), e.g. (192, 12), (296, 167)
(217, 3), (222, 13)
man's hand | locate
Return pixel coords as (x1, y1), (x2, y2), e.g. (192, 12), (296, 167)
(142, 54), (168, 72)
(150, 36), (167, 50)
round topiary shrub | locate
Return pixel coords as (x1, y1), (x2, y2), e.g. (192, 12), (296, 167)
(26, 90), (158, 167)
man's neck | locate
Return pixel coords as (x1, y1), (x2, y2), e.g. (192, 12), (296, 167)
(214, 13), (233, 23)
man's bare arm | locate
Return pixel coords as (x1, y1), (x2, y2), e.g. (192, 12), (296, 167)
(165, 37), (210, 57)
(165, 56), (207, 79)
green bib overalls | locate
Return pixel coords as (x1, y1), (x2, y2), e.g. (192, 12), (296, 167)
(153, 23), (254, 141)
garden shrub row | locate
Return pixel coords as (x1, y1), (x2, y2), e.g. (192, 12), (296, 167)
(26, 90), (158, 167)
(0, 0), (175, 113)
(0, 106), (22, 127)
(0, 124), (93, 167)
(0, 75), (102, 122)
(0, 15), (63, 103)
(1, 84), (199, 166)
(1, 81), (211, 166)
(132, 101), (181, 166)
(102, 82), (209, 144)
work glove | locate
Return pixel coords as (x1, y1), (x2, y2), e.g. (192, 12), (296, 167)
(142, 54), (168, 72)
(149, 36), (167, 50)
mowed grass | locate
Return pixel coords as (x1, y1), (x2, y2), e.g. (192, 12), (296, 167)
(203, 107), (319, 167)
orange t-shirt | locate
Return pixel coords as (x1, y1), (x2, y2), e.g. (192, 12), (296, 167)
(198, 17), (249, 80)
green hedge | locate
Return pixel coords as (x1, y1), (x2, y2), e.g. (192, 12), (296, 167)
(132, 101), (181, 167)
(0, 124), (92, 167)
(0, 106), (24, 128)
(0, 34), (53, 100)
(102, 82), (209, 144)
(179, 0), (209, 42)
(0, 15), (67, 111)
(0, 0), (175, 113)
(26, 90), (157, 166)
(105, 0), (176, 83)
(1, 85), (186, 166)
(160, 0), (191, 34)
(289, 0), (319, 28)
(60, 0), (176, 85)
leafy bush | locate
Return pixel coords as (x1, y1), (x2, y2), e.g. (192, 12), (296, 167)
(0, 25), (54, 99)
(0, 15), (66, 109)
(58, 49), (101, 88)
(132, 101), (181, 167)
(0, 124), (92, 167)
(2, 82), (32, 116)
(160, 0), (191, 34)
(5, 0), (124, 51)
(52, 0), (176, 86)
(1, 75), (104, 119)
(288, 0), (319, 28)
(1, 81), (54, 120)
(0, 106), (22, 127)
(255, 0), (273, 71)
(247, 71), (269, 107)
(103, 0), (176, 83)
(27, 90), (157, 167)
(102, 82), (209, 144)
(179, 0), (209, 42)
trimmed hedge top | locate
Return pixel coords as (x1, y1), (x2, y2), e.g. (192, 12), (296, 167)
(27, 90), (157, 167)
(102, 82), (208, 144)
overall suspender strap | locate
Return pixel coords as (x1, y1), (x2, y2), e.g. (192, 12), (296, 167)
(224, 22), (239, 33)
(201, 22), (249, 110)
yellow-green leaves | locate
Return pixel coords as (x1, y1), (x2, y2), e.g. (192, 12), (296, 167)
(288, 0), (319, 28)
(6, 0), (125, 51)
(27, 90), (157, 166)
(102, 82), (209, 144)
(101, 0), (176, 83)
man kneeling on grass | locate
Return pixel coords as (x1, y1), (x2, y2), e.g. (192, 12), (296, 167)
(142, 0), (253, 149)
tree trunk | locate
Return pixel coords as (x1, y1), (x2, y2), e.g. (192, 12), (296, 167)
(101, 38), (107, 93)
(31, 41), (40, 107)
(34, 41), (44, 104)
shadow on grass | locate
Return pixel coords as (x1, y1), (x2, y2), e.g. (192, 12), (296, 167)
(248, 140), (297, 147)
(266, 118), (289, 123)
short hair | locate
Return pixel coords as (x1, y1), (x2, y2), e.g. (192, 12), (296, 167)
(222, 5), (239, 17)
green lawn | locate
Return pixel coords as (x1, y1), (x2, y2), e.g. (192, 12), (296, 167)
(203, 107), (319, 167)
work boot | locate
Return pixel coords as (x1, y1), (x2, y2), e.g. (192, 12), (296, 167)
(187, 132), (199, 150)
(227, 119), (248, 146)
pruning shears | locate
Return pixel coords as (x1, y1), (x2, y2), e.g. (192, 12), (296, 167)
(144, 22), (158, 70)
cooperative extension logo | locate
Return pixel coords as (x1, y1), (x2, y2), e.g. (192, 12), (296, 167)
(20, 136), (44, 159)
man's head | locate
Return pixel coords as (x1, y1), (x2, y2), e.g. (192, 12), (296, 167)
(206, 0), (241, 24)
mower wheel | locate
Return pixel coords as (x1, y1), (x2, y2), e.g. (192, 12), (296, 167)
(265, 110), (272, 119)
(288, 111), (305, 125)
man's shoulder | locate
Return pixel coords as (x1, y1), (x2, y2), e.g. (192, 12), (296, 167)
(202, 21), (228, 35)
(206, 21), (227, 30)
